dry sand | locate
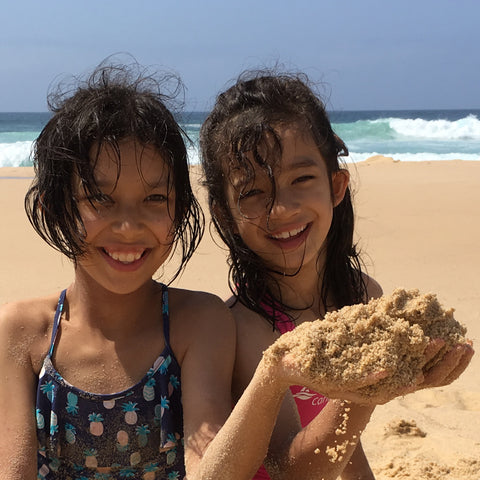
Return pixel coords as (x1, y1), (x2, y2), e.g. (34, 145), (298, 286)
(1, 158), (479, 479)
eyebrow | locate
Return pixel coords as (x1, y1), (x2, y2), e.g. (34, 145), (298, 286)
(286, 157), (319, 170)
(230, 156), (320, 186)
(93, 176), (170, 189)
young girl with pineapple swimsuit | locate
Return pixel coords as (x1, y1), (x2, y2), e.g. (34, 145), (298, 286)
(0, 61), (315, 480)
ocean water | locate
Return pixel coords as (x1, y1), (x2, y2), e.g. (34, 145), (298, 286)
(1, 110), (479, 168)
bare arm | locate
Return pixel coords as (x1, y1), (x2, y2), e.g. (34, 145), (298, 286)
(232, 277), (474, 480)
(182, 284), (473, 480)
(179, 293), (292, 480)
(259, 331), (472, 480)
(339, 276), (383, 480)
(0, 302), (40, 480)
(267, 398), (374, 479)
(341, 439), (375, 480)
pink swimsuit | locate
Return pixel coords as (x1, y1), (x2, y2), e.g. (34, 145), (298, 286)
(253, 310), (329, 480)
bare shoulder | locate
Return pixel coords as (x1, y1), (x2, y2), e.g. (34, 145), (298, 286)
(230, 298), (279, 353)
(362, 273), (383, 300)
(0, 294), (59, 337)
(0, 293), (60, 373)
(168, 287), (233, 323)
(230, 297), (263, 330)
(167, 288), (236, 361)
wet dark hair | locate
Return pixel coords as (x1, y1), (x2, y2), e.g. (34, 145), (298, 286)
(25, 59), (204, 283)
(200, 71), (367, 327)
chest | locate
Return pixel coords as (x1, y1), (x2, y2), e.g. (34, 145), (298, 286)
(50, 320), (168, 394)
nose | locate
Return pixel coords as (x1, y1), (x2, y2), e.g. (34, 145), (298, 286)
(110, 204), (145, 237)
(266, 188), (300, 226)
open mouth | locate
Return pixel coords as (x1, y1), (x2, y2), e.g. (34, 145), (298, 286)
(269, 224), (308, 240)
(103, 249), (147, 265)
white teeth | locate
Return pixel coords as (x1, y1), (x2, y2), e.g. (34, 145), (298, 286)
(271, 225), (307, 240)
(107, 251), (143, 263)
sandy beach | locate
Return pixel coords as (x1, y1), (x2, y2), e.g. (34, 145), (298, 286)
(1, 159), (479, 479)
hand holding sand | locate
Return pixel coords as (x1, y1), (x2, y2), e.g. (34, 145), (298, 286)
(263, 288), (474, 405)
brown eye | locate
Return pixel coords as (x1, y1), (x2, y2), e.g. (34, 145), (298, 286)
(239, 188), (263, 200)
(87, 193), (114, 207)
(293, 175), (314, 184)
(237, 190), (272, 219)
(145, 194), (168, 203)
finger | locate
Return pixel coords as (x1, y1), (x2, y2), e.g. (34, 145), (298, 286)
(422, 343), (472, 387)
(324, 389), (384, 406)
(307, 366), (393, 396)
(422, 338), (447, 369)
(443, 343), (475, 385)
(395, 372), (425, 396)
(343, 368), (392, 390)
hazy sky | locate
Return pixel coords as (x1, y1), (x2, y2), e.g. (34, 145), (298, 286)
(1, 0), (478, 112)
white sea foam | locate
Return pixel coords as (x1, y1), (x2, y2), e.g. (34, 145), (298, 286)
(1, 113), (480, 168)
(1, 142), (478, 168)
(347, 151), (480, 163)
(187, 145), (200, 166)
(0, 141), (33, 167)
(386, 115), (480, 140)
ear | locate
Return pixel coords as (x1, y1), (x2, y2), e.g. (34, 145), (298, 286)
(331, 169), (350, 207)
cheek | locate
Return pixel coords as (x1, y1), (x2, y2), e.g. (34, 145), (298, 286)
(77, 211), (99, 240)
(151, 213), (177, 241)
(80, 220), (102, 243)
(233, 218), (265, 248)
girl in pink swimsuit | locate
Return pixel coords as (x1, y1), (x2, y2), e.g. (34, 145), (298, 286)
(200, 72), (379, 479)
(199, 72), (473, 479)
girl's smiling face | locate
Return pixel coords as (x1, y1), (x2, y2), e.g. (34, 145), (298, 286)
(226, 125), (348, 276)
(74, 139), (176, 294)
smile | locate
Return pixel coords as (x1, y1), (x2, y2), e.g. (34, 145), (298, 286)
(103, 249), (146, 264)
(269, 224), (308, 240)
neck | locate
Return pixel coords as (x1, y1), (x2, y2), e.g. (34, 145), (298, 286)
(268, 260), (326, 318)
(66, 275), (163, 336)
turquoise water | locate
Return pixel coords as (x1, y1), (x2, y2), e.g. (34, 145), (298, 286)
(1, 110), (479, 167)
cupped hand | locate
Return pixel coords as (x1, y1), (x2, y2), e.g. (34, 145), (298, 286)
(261, 351), (394, 405)
(415, 338), (474, 389)
(262, 337), (474, 407)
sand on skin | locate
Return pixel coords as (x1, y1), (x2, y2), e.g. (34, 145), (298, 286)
(1, 158), (479, 479)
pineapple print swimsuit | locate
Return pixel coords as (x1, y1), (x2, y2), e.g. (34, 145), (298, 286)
(36, 284), (185, 479)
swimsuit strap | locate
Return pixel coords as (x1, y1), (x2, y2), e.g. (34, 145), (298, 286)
(48, 289), (67, 357)
(48, 287), (171, 356)
(260, 300), (296, 333)
(161, 283), (171, 348)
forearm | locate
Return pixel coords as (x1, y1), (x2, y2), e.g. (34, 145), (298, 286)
(268, 400), (375, 480)
(0, 415), (37, 480)
(341, 440), (375, 480)
(188, 364), (289, 480)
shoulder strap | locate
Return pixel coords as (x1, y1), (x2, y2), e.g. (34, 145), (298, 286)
(260, 300), (296, 333)
(161, 284), (171, 347)
(48, 289), (67, 357)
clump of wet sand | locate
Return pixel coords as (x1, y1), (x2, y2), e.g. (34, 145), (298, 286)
(263, 288), (467, 397)
(384, 419), (426, 438)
